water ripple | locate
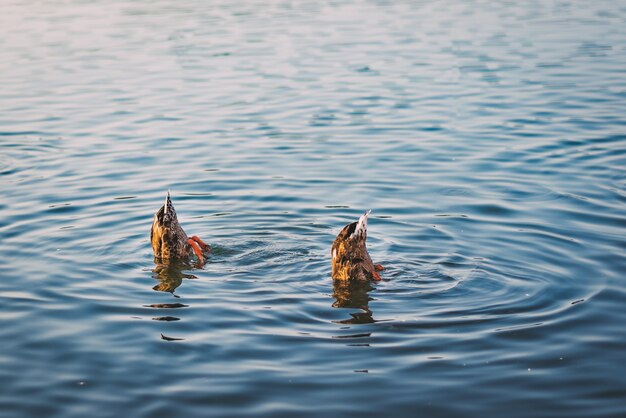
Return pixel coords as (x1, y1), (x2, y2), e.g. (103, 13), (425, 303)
(1, 0), (625, 417)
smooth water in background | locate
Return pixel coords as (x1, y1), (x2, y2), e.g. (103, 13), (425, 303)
(1, 1), (625, 417)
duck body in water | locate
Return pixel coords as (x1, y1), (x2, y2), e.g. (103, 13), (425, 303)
(331, 210), (384, 281)
(150, 192), (210, 264)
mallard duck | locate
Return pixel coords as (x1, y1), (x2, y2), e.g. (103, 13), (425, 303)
(150, 191), (210, 263)
(331, 210), (384, 281)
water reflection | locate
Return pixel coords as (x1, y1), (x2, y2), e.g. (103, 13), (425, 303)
(151, 260), (198, 294)
(331, 280), (376, 324)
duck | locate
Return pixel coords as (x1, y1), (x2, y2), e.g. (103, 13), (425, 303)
(331, 210), (384, 281)
(150, 191), (210, 264)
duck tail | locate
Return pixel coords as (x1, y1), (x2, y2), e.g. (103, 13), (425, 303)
(162, 190), (176, 221)
(164, 190), (171, 214)
(351, 210), (371, 239)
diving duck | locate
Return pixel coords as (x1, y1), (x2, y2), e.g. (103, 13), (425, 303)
(150, 192), (210, 264)
(331, 210), (384, 281)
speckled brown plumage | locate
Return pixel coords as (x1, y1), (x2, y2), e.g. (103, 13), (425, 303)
(331, 211), (383, 281)
(150, 192), (210, 263)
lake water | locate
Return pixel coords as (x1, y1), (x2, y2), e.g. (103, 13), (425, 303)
(1, 0), (625, 417)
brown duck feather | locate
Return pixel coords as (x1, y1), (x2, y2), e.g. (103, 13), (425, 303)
(150, 192), (195, 261)
(331, 211), (382, 281)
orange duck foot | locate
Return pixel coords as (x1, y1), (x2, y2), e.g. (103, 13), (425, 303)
(374, 264), (384, 271)
(187, 239), (205, 264)
(372, 270), (382, 281)
(190, 235), (211, 252)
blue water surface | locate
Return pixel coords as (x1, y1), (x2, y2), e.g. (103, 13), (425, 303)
(1, 1), (625, 417)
